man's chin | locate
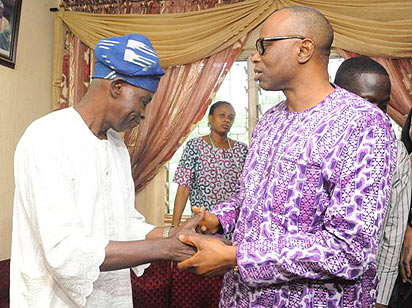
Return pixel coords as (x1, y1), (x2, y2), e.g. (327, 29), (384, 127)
(258, 81), (280, 92)
(258, 81), (269, 91)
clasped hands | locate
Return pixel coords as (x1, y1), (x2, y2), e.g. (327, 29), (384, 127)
(175, 206), (237, 277)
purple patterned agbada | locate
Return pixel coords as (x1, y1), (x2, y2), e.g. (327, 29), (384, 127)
(210, 86), (397, 308)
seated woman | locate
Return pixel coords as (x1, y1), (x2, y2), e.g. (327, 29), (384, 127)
(171, 101), (248, 308)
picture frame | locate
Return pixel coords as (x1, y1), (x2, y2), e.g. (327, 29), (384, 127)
(0, 0), (22, 69)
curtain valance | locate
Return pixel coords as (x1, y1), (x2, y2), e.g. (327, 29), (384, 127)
(55, 0), (277, 67)
(52, 0), (277, 105)
(52, 0), (412, 106)
(55, 0), (412, 65)
(282, 0), (412, 58)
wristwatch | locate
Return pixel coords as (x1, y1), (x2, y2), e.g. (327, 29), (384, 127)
(162, 225), (175, 238)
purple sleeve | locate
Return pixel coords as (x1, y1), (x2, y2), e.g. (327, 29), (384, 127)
(210, 192), (243, 235)
(236, 115), (396, 287)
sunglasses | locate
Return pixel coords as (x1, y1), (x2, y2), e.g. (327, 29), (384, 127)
(255, 36), (305, 55)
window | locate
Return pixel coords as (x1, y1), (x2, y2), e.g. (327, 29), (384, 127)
(165, 61), (249, 216)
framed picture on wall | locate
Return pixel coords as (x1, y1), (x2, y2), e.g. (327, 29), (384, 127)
(0, 0), (22, 69)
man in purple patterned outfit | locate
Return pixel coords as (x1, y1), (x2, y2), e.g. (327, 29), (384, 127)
(178, 6), (397, 308)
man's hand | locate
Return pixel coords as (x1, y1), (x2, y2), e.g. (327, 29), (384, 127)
(102, 212), (204, 271)
(400, 225), (412, 283)
(192, 206), (221, 234)
(177, 233), (237, 276)
(165, 211), (205, 262)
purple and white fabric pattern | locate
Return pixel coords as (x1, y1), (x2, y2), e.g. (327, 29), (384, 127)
(174, 137), (248, 211)
(210, 86), (397, 308)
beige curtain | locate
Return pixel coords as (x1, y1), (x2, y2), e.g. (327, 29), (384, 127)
(55, 0), (275, 66)
(278, 0), (412, 57)
(52, 0), (278, 108)
(53, 0), (412, 108)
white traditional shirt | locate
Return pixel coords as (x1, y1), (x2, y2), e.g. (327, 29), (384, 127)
(10, 107), (154, 308)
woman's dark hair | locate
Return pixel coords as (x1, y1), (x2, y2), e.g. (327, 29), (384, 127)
(401, 108), (412, 154)
(209, 101), (233, 115)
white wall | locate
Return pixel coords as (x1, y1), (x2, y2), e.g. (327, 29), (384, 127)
(0, 0), (57, 260)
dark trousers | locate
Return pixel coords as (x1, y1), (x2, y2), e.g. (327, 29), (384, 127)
(388, 274), (412, 308)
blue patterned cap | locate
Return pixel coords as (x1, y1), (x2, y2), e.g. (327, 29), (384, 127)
(92, 34), (165, 93)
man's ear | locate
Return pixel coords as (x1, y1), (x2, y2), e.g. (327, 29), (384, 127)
(297, 39), (315, 64)
(110, 79), (125, 98)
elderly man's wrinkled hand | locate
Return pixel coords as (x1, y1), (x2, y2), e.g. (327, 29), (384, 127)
(177, 233), (237, 277)
(166, 210), (205, 262)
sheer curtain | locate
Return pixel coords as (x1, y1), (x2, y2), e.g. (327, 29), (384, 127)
(337, 49), (412, 127)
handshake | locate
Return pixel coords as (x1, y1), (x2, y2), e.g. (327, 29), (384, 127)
(166, 206), (237, 277)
